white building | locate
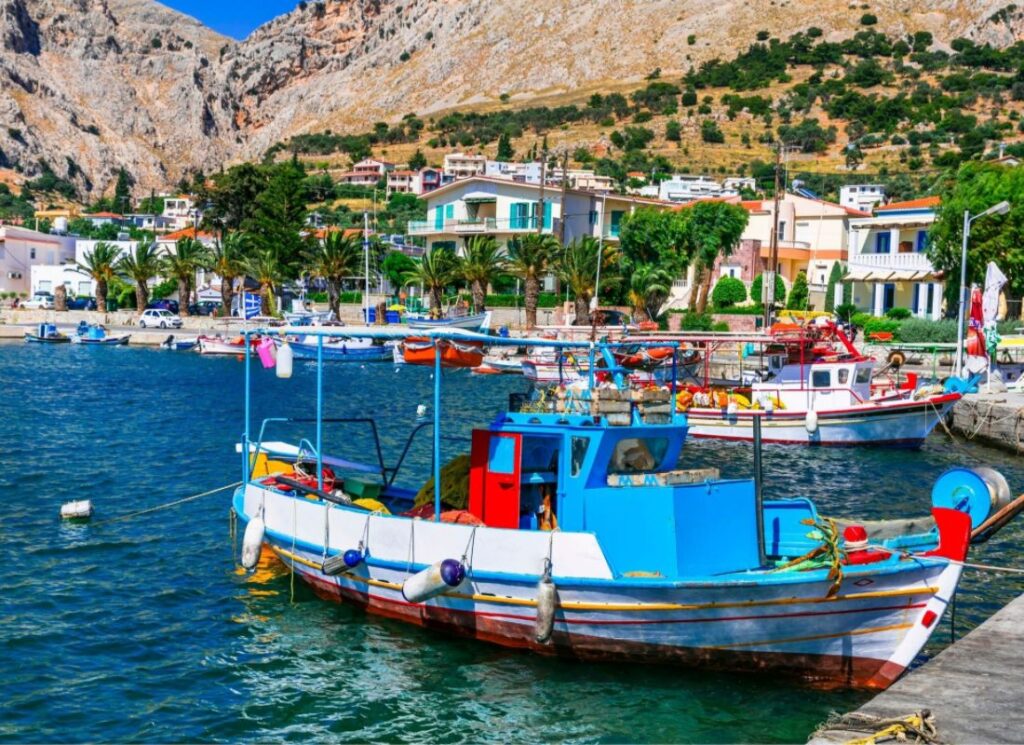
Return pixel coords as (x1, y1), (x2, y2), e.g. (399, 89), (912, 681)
(443, 152), (487, 179)
(839, 184), (887, 214)
(842, 196), (942, 319)
(338, 159), (394, 187)
(654, 175), (739, 203)
(0, 225), (75, 296)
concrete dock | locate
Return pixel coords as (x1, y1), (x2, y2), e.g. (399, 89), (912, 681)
(811, 592), (1024, 744)
(950, 392), (1024, 454)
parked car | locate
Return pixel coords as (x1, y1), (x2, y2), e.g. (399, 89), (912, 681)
(66, 297), (98, 311)
(146, 299), (180, 314)
(190, 300), (222, 316)
(139, 308), (183, 329)
(23, 292), (55, 310)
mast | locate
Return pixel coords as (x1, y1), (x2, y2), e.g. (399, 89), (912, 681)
(363, 210), (370, 319)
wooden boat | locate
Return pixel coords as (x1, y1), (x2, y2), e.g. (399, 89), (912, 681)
(406, 310), (492, 333)
(24, 323), (70, 344)
(402, 336), (484, 368)
(273, 335), (393, 362)
(231, 329), (1020, 690)
(71, 324), (130, 346)
(473, 349), (526, 375)
(197, 334), (259, 356)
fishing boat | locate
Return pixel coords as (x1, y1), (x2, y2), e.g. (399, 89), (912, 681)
(197, 334), (260, 356)
(160, 335), (198, 351)
(406, 310), (492, 333)
(273, 335), (393, 362)
(71, 323), (130, 346)
(231, 328), (1018, 690)
(402, 336), (484, 368)
(24, 323), (70, 344)
(474, 348), (527, 375)
(677, 323), (961, 447)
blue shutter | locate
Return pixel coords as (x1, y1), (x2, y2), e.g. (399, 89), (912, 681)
(434, 206), (444, 230)
(543, 202), (552, 230)
(875, 233), (891, 254)
(445, 204), (454, 219)
(916, 230), (928, 252)
(911, 283), (919, 314)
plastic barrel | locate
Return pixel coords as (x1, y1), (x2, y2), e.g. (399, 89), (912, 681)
(931, 467), (1011, 530)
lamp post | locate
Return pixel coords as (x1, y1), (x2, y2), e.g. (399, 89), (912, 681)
(955, 200), (1010, 376)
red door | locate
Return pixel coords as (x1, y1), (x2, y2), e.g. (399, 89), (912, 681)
(468, 430), (521, 528)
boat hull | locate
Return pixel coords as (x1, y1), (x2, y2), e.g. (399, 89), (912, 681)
(685, 394), (960, 446)
(198, 337), (256, 355)
(236, 484), (961, 690)
(406, 312), (491, 332)
(24, 334), (69, 344)
(72, 335), (130, 346)
(285, 340), (393, 362)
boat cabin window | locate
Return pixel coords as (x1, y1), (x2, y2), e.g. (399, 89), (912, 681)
(855, 367), (872, 384)
(607, 437), (668, 475)
(488, 436), (517, 474)
(811, 370), (831, 388)
(571, 436), (589, 477)
(837, 368), (850, 385)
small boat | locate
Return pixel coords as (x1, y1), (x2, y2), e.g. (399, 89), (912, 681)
(473, 349), (526, 375)
(274, 335), (393, 362)
(402, 336), (484, 368)
(24, 323), (70, 344)
(198, 334), (260, 356)
(406, 310), (492, 333)
(71, 323), (130, 346)
(160, 335), (198, 351)
(230, 328), (1023, 691)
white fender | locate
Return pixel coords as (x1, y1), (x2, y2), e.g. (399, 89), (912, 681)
(402, 559), (465, 603)
(241, 514), (265, 569)
(804, 410), (819, 434)
(535, 578), (558, 644)
(276, 341), (293, 379)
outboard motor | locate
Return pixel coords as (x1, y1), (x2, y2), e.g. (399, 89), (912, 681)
(163, 335), (175, 347)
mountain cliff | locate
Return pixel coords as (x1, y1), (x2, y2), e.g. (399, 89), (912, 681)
(0, 0), (1021, 197)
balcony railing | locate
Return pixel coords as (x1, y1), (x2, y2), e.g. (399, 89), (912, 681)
(407, 218), (553, 236)
(848, 251), (934, 271)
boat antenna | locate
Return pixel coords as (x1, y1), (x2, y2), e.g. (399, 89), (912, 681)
(363, 211), (370, 319)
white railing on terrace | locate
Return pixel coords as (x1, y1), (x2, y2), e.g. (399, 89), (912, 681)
(848, 252), (934, 271)
(407, 218), (554, 235)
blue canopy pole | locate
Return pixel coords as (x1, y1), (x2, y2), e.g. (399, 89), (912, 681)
(317, 334), (324, 490)
(243, 329), (251, 484)
(433, 340), (442, 521)
(670, 349), (678, 423)
(588, 342), (595, 390)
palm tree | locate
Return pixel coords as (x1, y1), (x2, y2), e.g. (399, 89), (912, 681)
(209, 232), (251, 316)
(403, 249), (458, 318)
(76, 241), (120, 313)
(627, 265), (673, 321)
(554, 237), (619, 326)
(163, 238), (210, 316)
(506, 234), (557, 328)
(244, 247), (285, 316)
(117, 242), (162, 312)
(305, 231), (362, 320)
(459, 235), (506, 313)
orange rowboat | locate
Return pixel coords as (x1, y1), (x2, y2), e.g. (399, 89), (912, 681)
(402, 337), (485, 368)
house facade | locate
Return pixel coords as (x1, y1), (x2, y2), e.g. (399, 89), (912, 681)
(842, 196), (942, 319)
(442, 152), (487, 179)
(839, 184), (887, 214)
(339, 159), (394, 187)
(0, 226), (76, 296)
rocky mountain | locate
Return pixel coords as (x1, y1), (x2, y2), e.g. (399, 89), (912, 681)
(1, 0), (1022, 197)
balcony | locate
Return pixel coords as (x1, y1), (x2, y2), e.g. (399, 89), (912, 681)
(405, 218), (553, 236)
(847, 251), (934, 271)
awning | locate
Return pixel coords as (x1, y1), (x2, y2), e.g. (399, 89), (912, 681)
(463, 191), (497, 203)
(842, 267), (875, 281)
(843, 268), (936, 283)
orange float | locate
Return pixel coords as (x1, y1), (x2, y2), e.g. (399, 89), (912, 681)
(403, 337), (484, 368)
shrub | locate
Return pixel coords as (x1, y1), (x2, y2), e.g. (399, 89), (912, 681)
(483, 293), (557, 308)
(863, 318), (900, 337)
(676, 311), (715, 331)
(860, 13), (877, 25)
(682, 90), (697, 106)
(851, 312), (874, 328)
(895, 318), (958, 343)
(700, 119), (724, 143)
(785, 270), (809, 310)
(885, 306), (912, 320)
(711, 276), (747, 308)
(835, 302), (858, 323)
(751, 272), (786, 305)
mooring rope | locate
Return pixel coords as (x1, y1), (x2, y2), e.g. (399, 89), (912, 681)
(815, 709), (942, 745)
(89, 482), (242, 527)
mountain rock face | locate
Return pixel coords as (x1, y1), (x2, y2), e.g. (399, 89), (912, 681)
(0, 0), (1019, 196)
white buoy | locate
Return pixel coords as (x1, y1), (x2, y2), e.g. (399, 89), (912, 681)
(804, 410), (819, 434)
(60, 500), (93, 520)
(535, 577), (557, 643)
(402, 559), (465, 603)
(416, 404), (427, 419)
(726, 401), (738, 417)
(276, 341), (293, 379)
(241, 513), (266, 569)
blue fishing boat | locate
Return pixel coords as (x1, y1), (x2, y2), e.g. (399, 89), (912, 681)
(24, 323), (70, 344)
(231, 327), (1022, 690)
(71, 323), (130, 346)
(273, 334), (393, 362)
(406, 310), (492, 332)
(160, 335), (198, 351)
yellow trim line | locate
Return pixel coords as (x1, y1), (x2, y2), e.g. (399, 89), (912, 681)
(271, 547), (938, 613)
(708, 622), (914, 650)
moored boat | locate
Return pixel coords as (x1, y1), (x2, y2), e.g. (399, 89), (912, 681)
(406, 310), (492, 333)
(402, 336), (484, 368)
(197, 334), (259, 356)
(230, 328), (1017, 690)
(273, 335), (393, 362)
(24, 323), (70, 344)
(71, 323), (130, 346)
(160, 335), (198, 351)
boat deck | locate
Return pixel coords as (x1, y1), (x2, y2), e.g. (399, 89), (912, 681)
(810, 590), (1024, 744)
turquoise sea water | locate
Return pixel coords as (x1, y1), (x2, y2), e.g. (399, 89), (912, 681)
(2, 341), (1023, 743)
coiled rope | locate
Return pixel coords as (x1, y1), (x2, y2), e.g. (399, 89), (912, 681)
(89, 482), (242, 527)
(815, 709), (941, 745)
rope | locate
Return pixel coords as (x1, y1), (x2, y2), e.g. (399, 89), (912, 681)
(815, 710), (942, 745)
(290, 488), (297, 604)
(960, 559), (1024, 575)
(460, 526), (477, 576)
(90, 482), (242, 526)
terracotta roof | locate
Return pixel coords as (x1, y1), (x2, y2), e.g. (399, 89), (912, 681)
(626, 171), (646, 178)
(875, 196), (941, 212)
(159, 227), (215, 241)
(314, 227), (364, 239)
(85, 212), (123, 218)
(740, 200), (764, 211)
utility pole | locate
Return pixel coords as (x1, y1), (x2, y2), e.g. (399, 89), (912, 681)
(558, 149), (569, 245)
(763, 144), (783, 330)
(537, 146), (548, 234)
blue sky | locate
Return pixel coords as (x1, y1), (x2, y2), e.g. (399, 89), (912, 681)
(161, 1), (296, 39)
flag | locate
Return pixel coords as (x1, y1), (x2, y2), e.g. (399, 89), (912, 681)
(243, 292), (261, 320)
(983, 261), (1007, 326)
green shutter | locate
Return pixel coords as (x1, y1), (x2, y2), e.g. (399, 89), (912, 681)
(434, 206), (444, 230)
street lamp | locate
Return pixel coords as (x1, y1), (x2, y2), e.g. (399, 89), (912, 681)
(955, 200), (1010, 376)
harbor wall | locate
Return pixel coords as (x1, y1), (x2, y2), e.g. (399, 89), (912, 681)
(949, 392), (1024, 454)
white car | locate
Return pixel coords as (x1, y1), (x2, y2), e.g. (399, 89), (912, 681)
(139, 308), (183, 329)
(23, 292), (55, 310)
